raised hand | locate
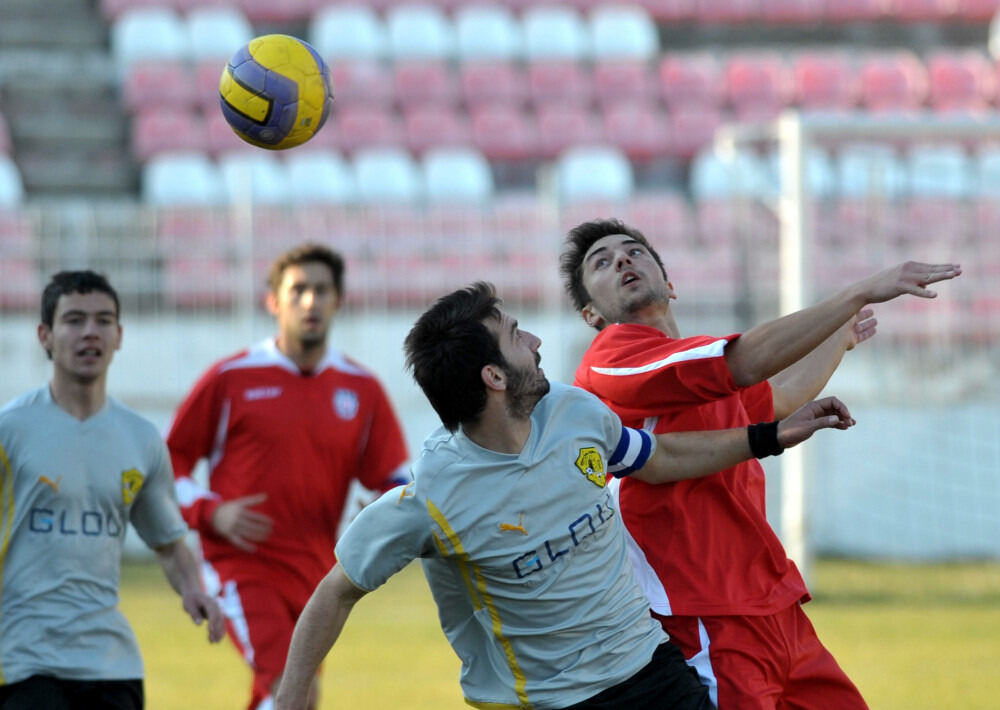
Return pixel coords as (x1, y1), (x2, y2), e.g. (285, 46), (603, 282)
(211, 492), (273, 552)
(777, 396), (856, 449)
(859, 261), (961, 303)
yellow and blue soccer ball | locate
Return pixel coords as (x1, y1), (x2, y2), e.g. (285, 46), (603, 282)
(219, 34), (334, 150)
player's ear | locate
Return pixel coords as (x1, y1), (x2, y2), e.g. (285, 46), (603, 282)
(481, 363), (506, 392)
(265, 290), (279, 316)
(667, 280), (677, 300)
(37, 323), (53, 357)
(581, 303), (606, 330)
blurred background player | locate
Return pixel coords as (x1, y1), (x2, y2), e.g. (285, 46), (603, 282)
(275, 281), (856, 710)
(0, 270), (224, 710)
(560, 219), (961, 709)
(166, 244), (410, 710)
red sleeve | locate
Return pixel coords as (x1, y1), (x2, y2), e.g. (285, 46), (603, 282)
(356, 380), (409, 492)
(739, 380), (775, 423)
(166, 365), (226, 534)
(575, 323), (742, 423)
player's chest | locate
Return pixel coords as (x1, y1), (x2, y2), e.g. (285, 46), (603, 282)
(226, 378), (369, 435)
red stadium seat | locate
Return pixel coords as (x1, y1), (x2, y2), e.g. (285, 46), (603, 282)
(634, 0), (697, 23)
(791, 51), (858, 110)
(162, 256), (238, 309)
(402, 103), (472, 154)
(131, 108), (208, 162)
(469, 103), (540, 162)
(759, 0), (827, 23)
(883, 0), (952, 22)
(624, 192), (698, 248)
(858, 51), (929, 112)
(535, 102), (605, 158)
(600, 100), (671, 162)
(459, 60), (529, 109)
(823, 0), (884, 22)
(205, 110), (257, 157)
(328, 105), (404, 153)
(238, 0), (311, 24)
(657, 53), (724, 108)
(951, 0), (1000, 21)
(392, 59), (460, 110)
(328, 60), (393, 108)
(592, 59), (657, 106)
(527, 59), (593, 108)
(194, 58), (226, 113)
(123, 59), (196, 113)
(927, 50), (997, 112)
(695, 0), (762, 24)
(666, 103), (724, 160)
(723, 52), (792, 114)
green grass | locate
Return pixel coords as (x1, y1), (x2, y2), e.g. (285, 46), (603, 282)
(121, 559), (1000, 709)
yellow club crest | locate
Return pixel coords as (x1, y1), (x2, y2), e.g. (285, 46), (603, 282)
(121, 468), (145, 505)
(575, 447), (606, 488)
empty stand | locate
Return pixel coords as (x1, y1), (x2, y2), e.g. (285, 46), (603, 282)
(459, 60), (530, 108)
(454, 4), (523, 61)
(555, 145), (634, 202)
(664, 103), (724, 160)
(469, 103), (540, 162)
(352, 147), (423, 203)
(723, 52), (792, 116)
(791, 51), (858, 110)
(535, 102), (605, 158)
(185, 6), (252, 62)
(402, 103), (472, 153)
(592, 58), (657, 105)
(309, 4), (389, 61)
(142, 152), (226, 205)
(392, 59), (461, 109)
(588, 4), (659, 60)
(858, 51), (929, 112)
(926, 50), (997, 112)
(286, 150), (358, 204)
(422, 146), (495, 204)
(600, 100), (671, 162)
(123, 59), (197, 113)
(130, 108), (208, 162)
(111, 7), (188, 68)
(218, 151), (292, 204)
(836, 143), (909, 199)
(522, 5), (591, 60)
(527, 59), (594, 107)
(905, 143), (974, 198)
(657, 52), (724, 107)
(0, 156), (25, 207)
(386, 4), (456, 60)
(326, 105), (404, 153)
(328, 60), (394, 107)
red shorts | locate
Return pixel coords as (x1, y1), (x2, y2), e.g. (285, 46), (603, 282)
(653, 604), (868, 710)
(215, 573), (316, 710)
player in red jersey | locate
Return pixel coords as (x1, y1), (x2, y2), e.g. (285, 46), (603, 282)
(166, 244), (409, 710)
(559, 218), (960, 710)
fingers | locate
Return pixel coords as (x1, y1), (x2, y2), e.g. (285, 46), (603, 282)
(908, 262), (962, 298)
(235, 492), (268, 506)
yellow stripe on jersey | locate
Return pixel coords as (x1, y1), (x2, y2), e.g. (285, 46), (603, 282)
(426, 500), (532, 710)
(0, 441), (15, 684)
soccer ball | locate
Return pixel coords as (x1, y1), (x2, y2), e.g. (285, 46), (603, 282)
(219, 34), (334, 150)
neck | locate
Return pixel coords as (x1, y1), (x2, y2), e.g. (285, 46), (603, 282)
(610, 303), (681, 338)
(49, 375), (106, 420)
(462, 398), (532, 455)
(276, 336), (326, 372)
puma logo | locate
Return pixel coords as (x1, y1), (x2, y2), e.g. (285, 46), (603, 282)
(397, 482), (415, 502)
(499, 513), (527, 535)
(39, 475), (61, 493)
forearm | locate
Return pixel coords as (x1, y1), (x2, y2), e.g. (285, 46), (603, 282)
(638, 428), (753, 483)
(768, 329), (849, 418)
(155, 538), (203, 597)
(276, 566), (366, 710)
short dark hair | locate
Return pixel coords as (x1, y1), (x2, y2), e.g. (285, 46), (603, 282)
(559, 218), (667, 313)
(404, 282), (508, 432)
(41, 271), (120, 328)
(268, 243), (345, 296)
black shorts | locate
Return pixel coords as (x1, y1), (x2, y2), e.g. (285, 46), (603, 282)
(562, 641), (715, 710)
(0, 675), (143, 710)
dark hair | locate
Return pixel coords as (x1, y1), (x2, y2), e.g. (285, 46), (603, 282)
(559, 218), (667, 313)
(41, 271), (120, 328)
(404, 282), (508, 432)
(268, 243), (345, 295)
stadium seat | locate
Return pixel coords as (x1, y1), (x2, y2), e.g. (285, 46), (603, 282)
(906, 143), (974, 198)
(623, 192), (697, 248)
(205, 110), (259, 156)
(238, 0), (312, 24)
(130, 108), (209, 162)
(386, 4), (456, 60)
(632, 0), (696, 22)
(111, 8), (189, 69)
(975, 145), (1000, 195)
(194, 58), (227, 112)
(759, 0), (827, 23)
(926, 50), (997, 112)
(392, 60), (460, 109)
(592, 58), (657, 106)
(723, 52), (792, 116)
(836, 143), (908, 199)
(142, 152), (226, 205)
(123, 59), (196, 113)
(161, 256), (239, 309)
(286, 150), (359, 204)
(765, 146), (837, 199)
(527, 60), (593, 108)
(883, 0), (952, 22)
(823, 0), (884, 22)
(422, 146), (495, 204)
(352, 147), (423, 203)
(327, 105), (404, 153)
(454, 4), (523, 61)
(955, 0), (1000, 21)
(689, 147), (774, 201)
(588, 4), (659, 60)
(99, 0), (170, 22)
(600, 100), (671, 162)
(0, 156), (24, 207)
(469, 103), (540, 162)
(657, 53), (724, 108)
(459, 60), (529, 108)
(327, 59), (393, 108)
(522, 5), (591, 61)
(309, 4), (389, 61)
(858, 51), (929, 113)
(665, 103), (724, 160)
(401, 103), (472, 154)
(185, 6), (253, 62)
(695, 0), (762, 24)
(791, 51), (858, 110)
(535, 102), (605, 159)
(218, 152), (292, 204)
(555, 145), (634, 203)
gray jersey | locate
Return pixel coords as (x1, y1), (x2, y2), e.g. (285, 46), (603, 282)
(336, 382), (666, 709)
(0, 386), (187, 685)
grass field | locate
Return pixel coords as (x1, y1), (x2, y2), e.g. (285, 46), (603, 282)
(121, 559), (1000, 709)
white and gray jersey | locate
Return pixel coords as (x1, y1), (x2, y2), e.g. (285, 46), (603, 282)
(336, 382), (666, 710)
(0, 386), (188, 685)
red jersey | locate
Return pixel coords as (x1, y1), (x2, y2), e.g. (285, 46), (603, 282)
(575, 323), (809, 617)
(167, 338), (409, 589)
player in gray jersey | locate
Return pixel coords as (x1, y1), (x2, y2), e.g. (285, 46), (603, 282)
(275, 282), (854, 710)
(0, 271), (224, 710)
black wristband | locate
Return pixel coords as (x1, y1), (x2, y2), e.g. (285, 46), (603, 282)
(747, 421), (784, 458)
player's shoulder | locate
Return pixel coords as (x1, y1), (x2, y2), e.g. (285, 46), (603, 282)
(319, 348), (380, 381)
(105, 397), (163, 441)
(0, 386), (49, 426)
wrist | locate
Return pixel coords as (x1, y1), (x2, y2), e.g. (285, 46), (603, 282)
(747, 421), (784, 458)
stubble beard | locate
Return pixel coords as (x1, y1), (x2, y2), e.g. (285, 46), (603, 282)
(505, 365), (550, 420)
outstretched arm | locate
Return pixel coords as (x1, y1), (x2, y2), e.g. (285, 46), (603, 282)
(726, 261), (960, 388)
(633, 396), (854, 484)
(275, 565), (368, 710)
(154, 538), (226, 643)
(769, 308), (875, 418)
